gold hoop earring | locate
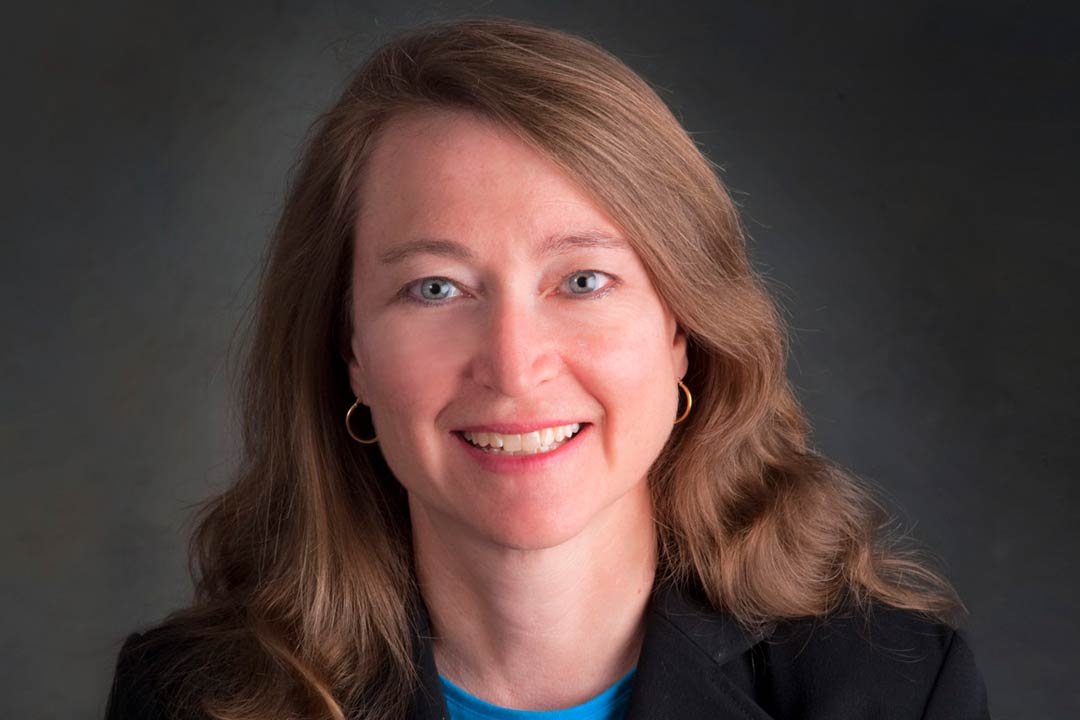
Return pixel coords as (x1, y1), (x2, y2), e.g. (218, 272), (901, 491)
(674, 379), (693, 425)
(346, 399), (378, 444)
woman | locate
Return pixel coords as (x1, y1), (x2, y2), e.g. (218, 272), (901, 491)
(106, 18), (989, 720)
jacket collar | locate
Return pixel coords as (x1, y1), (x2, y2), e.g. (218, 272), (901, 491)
(407, 581), (770, 720)
(623, 580), (771, 719)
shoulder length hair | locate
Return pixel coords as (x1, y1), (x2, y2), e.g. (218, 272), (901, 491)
(143, 17), (960, 720)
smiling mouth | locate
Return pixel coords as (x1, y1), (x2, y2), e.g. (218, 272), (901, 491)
(455, 423), (586, 456)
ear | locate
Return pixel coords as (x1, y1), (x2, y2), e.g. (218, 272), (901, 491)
(346, 337), (368, 405)
(672, 322), (689, 380)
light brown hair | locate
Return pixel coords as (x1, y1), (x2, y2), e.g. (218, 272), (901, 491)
(134, 17), (960, 720)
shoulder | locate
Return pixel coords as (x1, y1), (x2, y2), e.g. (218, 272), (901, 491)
(642, 582), (988, 718)
(753, 602), (989, 719)
(105, 626), (214, 720)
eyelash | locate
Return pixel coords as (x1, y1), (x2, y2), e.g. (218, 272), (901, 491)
(398, 270), (617, 307)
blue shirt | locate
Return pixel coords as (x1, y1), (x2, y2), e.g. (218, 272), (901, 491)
(439, 669), (636, 720)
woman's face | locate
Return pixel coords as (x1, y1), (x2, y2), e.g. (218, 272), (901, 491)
(348, 109), (687, 551)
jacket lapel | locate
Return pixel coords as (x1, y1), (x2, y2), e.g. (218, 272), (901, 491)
(406, 582), (773, 720)
(407, 598), (450, 720)
(623, 582), (774, 720)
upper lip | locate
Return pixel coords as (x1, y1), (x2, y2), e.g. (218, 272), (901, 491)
(454, 420), (588, 434)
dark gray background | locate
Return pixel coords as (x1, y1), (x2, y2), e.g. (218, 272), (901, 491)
(2, 1), (1076, 718)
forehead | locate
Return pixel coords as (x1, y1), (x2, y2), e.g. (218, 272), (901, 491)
(353, 108), (625, 256)
(361, 107), (539, 195)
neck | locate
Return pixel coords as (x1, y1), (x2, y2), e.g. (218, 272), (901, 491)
(411, 484), (656, 711)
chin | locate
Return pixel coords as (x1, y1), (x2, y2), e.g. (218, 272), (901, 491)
(480, 498), (624, 551)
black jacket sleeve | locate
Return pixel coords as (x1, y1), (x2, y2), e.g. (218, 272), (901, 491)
(920, 631), (990, 719)
(105, 631), (199, 720)
(753, 604), (990, 719)
(106, 633), (161, 719)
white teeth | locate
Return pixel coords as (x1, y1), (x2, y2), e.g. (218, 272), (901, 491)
(461, 423), (584, 455)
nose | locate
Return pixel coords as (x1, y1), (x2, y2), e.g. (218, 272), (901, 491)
(470, 292), (561, 398)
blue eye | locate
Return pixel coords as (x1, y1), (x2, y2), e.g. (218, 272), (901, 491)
(565, 270), (610, 295)
(409, 277), (460, 303)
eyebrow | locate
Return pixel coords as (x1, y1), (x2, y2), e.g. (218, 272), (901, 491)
(543, 231), (628, 258)
(377, 230), (628, 266)
(378, 238), (475, 266)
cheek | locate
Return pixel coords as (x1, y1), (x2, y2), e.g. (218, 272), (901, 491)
(356, 317), (463, 432)
(568, 309), (680, 432)
(355, 318), (464, 495)
(569, 301), (676, 384)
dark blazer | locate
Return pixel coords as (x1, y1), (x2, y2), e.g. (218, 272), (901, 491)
(106, 582), (989, 719)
